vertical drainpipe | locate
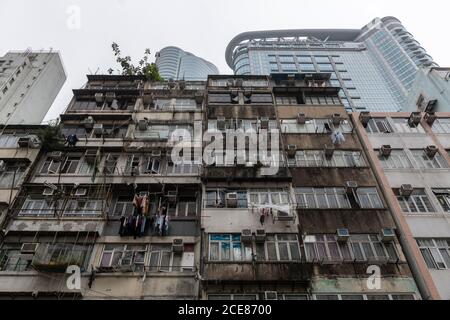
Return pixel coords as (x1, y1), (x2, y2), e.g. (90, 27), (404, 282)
(350, 112), (441, 300)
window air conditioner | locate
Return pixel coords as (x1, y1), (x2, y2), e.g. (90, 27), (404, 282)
(138, 119), (148, 131)
(93, 124), (104, 135)
(260, 117), (269, 129)
(255, 229), (266, 243)
(359, 112), (371, 128)
(94, 93), (104, 104)
(425, 99), (438, 113)
(42, 188), (55, 197)
(172, 239), (184, 253)
(264, 291), (278, 300)
(21, 243), (39, 254)
(297, 113), (306, 124)
(241, 229), (253, 243)
(399, 184), (413, 197)
(17, 137), (31, 148)
(345, 181), (358, 194)
(425, 146), (438, 158)
(74, 188), (87, 197)
(217, 117), (226, 131)
(337, 229), (350, 242)
(408, 112), (421, 127)
(286, 145), (297, 158)
(225, 193), (238, 208)
(424, 112), (437, 126)
(380, 145), (392, 158)
(381, 228), (396, 242)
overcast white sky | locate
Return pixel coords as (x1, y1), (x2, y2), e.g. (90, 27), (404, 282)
(1, 0), (449, 122)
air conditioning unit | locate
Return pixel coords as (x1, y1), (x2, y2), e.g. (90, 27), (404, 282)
(17, 137), (31, 148)
(94, 93), (104, 104)
(324, 145), (335, 159)
(178, 81), (186, 90)
(110, 99), (120, 110)
(93, 124), (104, 135)
(331, 114), (342, 126)
(217, 117), (226, 131)
(241, 229), (253, 243)
(255, 229), (266, 243)
(424, 112), (437, 126)
(359, 112), (371, 127)
(105, 92), (116, 103)
(74, 188), (87, 197)
(84, 149), (98, 164)
(151, 150), (162, 157)
(42, 188), (55, 197)
(286, 145), (297, 158)
(345, 181), (358, 194)
(231, 90), (239, 103)
(425, 99), (438, 113)
(138, 119), (148, 131)
(21, 243), (38, 254)
(0, 160), (6, 172)
(380, 145), (392, 158)
(264, 291), (278, 300)
(408, 112), (421, 127)
(82, 116), (95, 129)
(260, 117), (269, 129)
(399, 184), (413, 197)
(425, 146), (438, 158)
(172, 239), (184, 253)
(226, 193), (238, 208)
(166, 191), (177, 203)
(381, 228), (396, 242)
(337, 229), (350, 242)
(49, 151), (63, 162)
(297, 113), (306, 124)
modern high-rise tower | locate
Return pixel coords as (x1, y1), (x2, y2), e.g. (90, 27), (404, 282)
(155, 46), (219, 81)
(225, 17), (438, 113)
(0, 50), (66, 125)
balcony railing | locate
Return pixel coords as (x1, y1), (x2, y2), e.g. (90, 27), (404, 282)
(31, 244), (91, 273)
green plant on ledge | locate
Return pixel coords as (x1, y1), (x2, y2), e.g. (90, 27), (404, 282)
(37, 119), (65, 152)
(108, 42), (163, 82)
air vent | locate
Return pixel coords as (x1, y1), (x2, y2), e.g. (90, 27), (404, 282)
(172, 239), (184, 253)
(337, 229), (350, 242)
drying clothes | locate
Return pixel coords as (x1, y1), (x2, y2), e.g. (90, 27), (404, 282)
(66, 134), (79, 147)
(260, 207), (271, 226)
(133, 194), (144, 209)
(142, 195), (150, 216)
(331, 131), (346, 145)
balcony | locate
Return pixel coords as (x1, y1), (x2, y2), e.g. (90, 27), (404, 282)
(31, 243), (91, 273)
(203, 165), (291, 182)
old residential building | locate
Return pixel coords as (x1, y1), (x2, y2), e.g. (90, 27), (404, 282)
(353, 111), (450, 299)
(0, 74), (425, 300)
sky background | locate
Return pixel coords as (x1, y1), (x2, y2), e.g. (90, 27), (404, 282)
(1, 0), (449, 122)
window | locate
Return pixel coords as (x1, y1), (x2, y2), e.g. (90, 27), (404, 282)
(289, 150), (365, 168)
(154, 98), (197, 110)
(208, 94), (232, 104)
(257, 234), (301, 261)
(64, 199), (103, 216)
(205, 190), (248, 208)
(276, 96), (301, 105)
(417, 239), (450, 270)
(356, 188), (384, 209)
(0, 245), (32, 271)
(125, 154), (141, 175)
(169, 199), (198, 217)
(304, 234), (398, 263)
(410, 149), (449, 169)
(250, 94), (273, 104)
(281, 63), (297, 72)
(432, 189), (450, 213)
(313, 294), (414, 300)
(304, 94), (340, 105)
(103, 153), (120, 175)
(299, 63), (316, 72)
(209, 234), (252, 262)
(112, 197), (134, 217)
(0, 162), (27, 188)
(142, 156), (161, 175)
(396, 189), (434, 213)
(167, 161), (200, 175)
(432, 119), (450, 134)
(295, 188), (350, 209)
(149, 245), (183, 272)
(392, 118), (425, 134)
(365, 118), (394, 134)
(100, 245), (147, 272)
(208, 294), (258, 300)
(248, 189), (290, 206)
(377, 150), (413, 169)
(281, 119), (352, 134)
(19, 198), (63, 217)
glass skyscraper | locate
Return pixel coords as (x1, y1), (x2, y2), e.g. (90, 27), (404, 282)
(225, 17), (438, 112)
(156, 46), (219, 81)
